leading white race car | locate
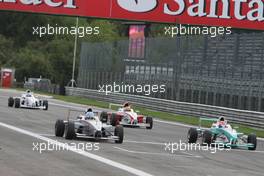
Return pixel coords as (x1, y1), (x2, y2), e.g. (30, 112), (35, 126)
(8, 90), (48, 110)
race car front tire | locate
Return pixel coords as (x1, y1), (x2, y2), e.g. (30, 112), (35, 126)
(95, 131), (102, 140)
(43, 100), (48, 110)
(247, 134), (257, 150)
(14, 98), (20, 108)
(55, 119), (65, 137)
(65, 121), (76, 140)
(188, 128), (198, 143)
(202, 130), (212, 145)
(8, 97), (14, 107)
(114, 125), (124, 144)
(146, 117), (153, 129)
(110, 113), (118, 126)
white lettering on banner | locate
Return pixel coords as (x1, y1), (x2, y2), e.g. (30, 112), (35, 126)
(117, 0), (158, 12)
(164, 0), (185, 16)
(116, 0), (264, 22)
(0, 0), (76, 8)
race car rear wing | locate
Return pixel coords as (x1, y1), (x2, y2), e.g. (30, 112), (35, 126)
(109, 103), (122, 110)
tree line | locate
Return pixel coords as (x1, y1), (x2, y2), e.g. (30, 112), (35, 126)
(0, 12), (125, 91)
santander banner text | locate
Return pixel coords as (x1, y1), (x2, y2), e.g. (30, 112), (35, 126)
(0, 0), (263, 30)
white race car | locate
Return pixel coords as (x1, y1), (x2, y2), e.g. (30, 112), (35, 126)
(8, 90), (48, 110)
(55, 110), (124, 143)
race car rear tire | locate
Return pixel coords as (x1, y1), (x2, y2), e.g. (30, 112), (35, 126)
(65, 121), (76, 140)
(55, 119), (65, 137)
(188, 128), (198, 143)
(114, 125), (124, 144)
(8, 97), (14, 107)
(14, 98), (20, 108)
(146, 117), (153, 129)
(247, 134), (257, 150)
(43, 100), (48, 111)
(202, 130), (212, 145)
(100, 111), (108, 123)
(110, 113), (118, 126)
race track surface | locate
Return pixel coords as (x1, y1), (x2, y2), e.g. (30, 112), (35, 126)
(0, 90), (263, 176)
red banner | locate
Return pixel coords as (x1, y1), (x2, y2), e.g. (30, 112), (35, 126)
(0, 0), (263, 30)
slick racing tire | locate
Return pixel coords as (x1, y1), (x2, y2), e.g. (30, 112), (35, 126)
(110, 113), (118, 126)
(8, 97), (14, 107)
(55, 119), (65, 137)
(100, 111), (108, 123)
(65, 121), (76, 140)
(14, 98), (20, 108)
(114, 125), (124, 144)
(202, 130), (212, 145)
(146, 116), (153, 129)
(247, 134), (257, 150)
(43, 100), (48, 111)
(95, 131), (102, 141)
(188, 128), (198, 143)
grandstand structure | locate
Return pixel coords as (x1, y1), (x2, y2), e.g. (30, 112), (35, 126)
(78, 32), (264, 112)
(178, 33), (264, 111)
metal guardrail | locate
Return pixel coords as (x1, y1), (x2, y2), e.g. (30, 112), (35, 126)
(65, 87), (264, 128)
(24, 83), (60, 94)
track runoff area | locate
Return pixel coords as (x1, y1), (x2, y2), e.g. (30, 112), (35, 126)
(0, 89), (263, 176)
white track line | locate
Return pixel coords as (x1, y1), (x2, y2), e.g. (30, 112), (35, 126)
(124, 140), (196, 156)
(124, 140), (164, 145)
(0, 121), (153, 176)
(113, 146), (201, 158)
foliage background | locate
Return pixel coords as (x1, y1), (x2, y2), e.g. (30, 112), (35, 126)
(0, 12), (127, 89)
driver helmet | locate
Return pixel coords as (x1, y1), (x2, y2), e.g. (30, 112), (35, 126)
(123, 102), (131, 111)
(218, 116), (227, 127)
(123, 102), (130, 108)
(219, 116), (225, 121)
(86, 108), (93, 112)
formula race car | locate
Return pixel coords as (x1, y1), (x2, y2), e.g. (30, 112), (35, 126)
(187, 117), (257, 150)
(8, 90), (48, 110)
(55, 109), (124, 143)
(107, 103), (153, 129)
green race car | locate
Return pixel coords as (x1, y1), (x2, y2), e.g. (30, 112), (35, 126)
(187, 117), (257, 150)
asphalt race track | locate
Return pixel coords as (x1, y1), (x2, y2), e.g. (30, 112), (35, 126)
(0, 90), (263, 176)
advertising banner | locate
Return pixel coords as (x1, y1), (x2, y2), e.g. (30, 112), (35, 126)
(0, 0), (263, 30)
